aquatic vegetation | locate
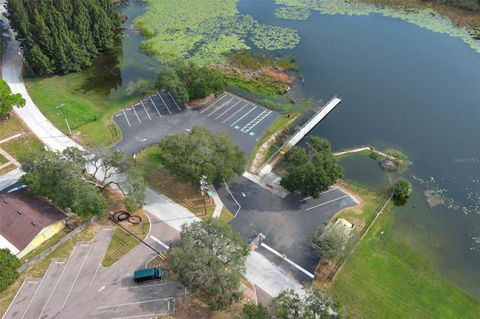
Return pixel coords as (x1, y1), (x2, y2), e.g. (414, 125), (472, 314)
(274, 0), (480, 53)
(251, 25), (300, 50)
(275, 6), (310, 20)
(134, 0), (301, 65)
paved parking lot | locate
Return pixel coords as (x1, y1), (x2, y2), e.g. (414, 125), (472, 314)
(3, 226), (184, 319)
(217, 176), (357, 282)
(113, 92), (279, 158)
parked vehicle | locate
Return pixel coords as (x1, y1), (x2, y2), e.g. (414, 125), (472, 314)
(133, 267), (165, 283)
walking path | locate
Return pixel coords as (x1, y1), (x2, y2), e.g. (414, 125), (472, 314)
(211, 186), (224, 218)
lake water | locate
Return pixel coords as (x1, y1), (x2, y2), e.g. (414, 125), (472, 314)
(112, 0), (480, 298)
(238, 0), (480, 298)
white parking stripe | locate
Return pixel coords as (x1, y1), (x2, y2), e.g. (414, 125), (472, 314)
(260, 243), (315, 279)
(148, 95), (162, 117)
(150, 235), (169, 249)
(132, 104), (142, 123)
(168, 91), (182, 111)
(200, 94), (228, 113)
(223, 103), (249, 123)
(216, 100), (242, 120)
(97, 297), (172, 309)
(230, 105), (257, 127)
(208, 97), (235, 117)
(157, 91), (171, 114)
(241, 109), (272, 133)
(305, 194), (350, 211)
(140, 101), (152, 120)
(120, 282), (176, 290)
(111, 314), (156, 319)
(122, 110), (131, 127)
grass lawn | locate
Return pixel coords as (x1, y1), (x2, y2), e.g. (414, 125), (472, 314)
(25, 71), (139, 146)
(136, 146), (215, 217)
(330, 199), (480, 318)
(0, 154), (7, 165)
(19, 228), (71, 264)
(0, 115), (44, 160)
(102, 210), (150, 268)
(0, 225), (96, 317)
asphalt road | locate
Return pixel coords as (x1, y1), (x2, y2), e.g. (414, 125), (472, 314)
(217, 176), (357, 281)
(4, 220), (184, 319)
(113, 91), (279, 159)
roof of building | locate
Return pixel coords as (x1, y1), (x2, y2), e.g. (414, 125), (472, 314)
(0, 189), (65, 252)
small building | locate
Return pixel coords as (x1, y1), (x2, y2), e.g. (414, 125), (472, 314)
(0, 188), (66, 259)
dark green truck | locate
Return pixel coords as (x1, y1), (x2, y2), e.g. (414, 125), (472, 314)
(133, 268), (165, 283)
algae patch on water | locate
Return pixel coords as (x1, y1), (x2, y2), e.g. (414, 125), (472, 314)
(274, 0), (480, 53)
(134, 0), (300, 65)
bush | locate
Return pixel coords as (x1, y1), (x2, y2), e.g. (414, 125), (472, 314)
(0, 249), (20, 292)
(393, 178), (412, 201)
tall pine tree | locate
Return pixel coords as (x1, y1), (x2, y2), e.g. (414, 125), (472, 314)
(7, 0), (121, 76)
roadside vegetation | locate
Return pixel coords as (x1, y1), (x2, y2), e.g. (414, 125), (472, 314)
(0, 250), (20, 293)
(0, 79), (25, 118)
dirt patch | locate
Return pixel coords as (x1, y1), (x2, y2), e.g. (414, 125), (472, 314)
(250, 131), (281, 173)
(187, 94), (216, 109)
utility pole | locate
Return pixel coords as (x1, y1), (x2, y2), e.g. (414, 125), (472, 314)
(57, 103), (72, 135)
(199, 175), (209, 216)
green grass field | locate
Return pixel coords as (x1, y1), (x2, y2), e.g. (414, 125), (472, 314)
(330, 203), (480, 318)
(25, 74), (138, 146)
(0, 116), (44, 161)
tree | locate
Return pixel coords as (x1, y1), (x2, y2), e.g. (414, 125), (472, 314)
(312, 227), (345, 259)
(272, 289), (341, 319)
(168, 218), (248, 310)
(7, 0), (121, 76)
(158, 126), (244, 185)
(0, 249), (20, 293)
(280, 136), (343, 198)
(156, 61), (226, 103)
(393, 178), (412, 201)
(62, 147), (145, 210)
(242, 304), (270, 319)
(0, 80), (25, 118)
(20, 151), (108, 218)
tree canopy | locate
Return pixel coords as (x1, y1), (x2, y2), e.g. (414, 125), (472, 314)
(393, 178), (412, 201)
(168, 218), (248, 310)
(0, 249), (20, 293)
(156, 61), (226, 103)
(20, 150), (108, 218)
(272, 289), (341, 319)
(280, 136), (343, 198)
(7, 0), (121, 76)
(0, 79), (25, 118)
(157, 126), (244, 185)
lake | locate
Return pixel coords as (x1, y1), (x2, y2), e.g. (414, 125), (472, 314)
(238, 0), (480, 298)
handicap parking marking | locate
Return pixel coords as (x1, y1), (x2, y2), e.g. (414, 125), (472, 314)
(122, 110), (131, 127)
(148, 95), (162, 117)
(230, 105), (257, 127)
(140, 101), (152, 120)
(222, 102), (249, 124)
(157, 91), (172, 114)
(215, 100), (242, 120)
(201, 94), (228, 113)
(208, 97), (238, 117)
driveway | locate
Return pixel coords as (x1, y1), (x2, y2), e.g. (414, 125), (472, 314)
(217, 176), (357, 282)
(113, 92), (279, 157)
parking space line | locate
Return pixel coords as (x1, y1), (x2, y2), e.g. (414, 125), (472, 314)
(208, 97), (236, 117)
(150, 235), (170, 250)
(305, 194), (350, 211)
(140, 101), (152, 120)
(223, 103), (249, 124)
(215, 100), (242, 120)
(301, 187), (339, 202)
(168, 91), (182, 111)
(230, 105), (257, 127)
(241, 109), (272, 133)
(122, 110), (131, 127)
(111, 314), (156, 319)
(61, 243), (94, 310)
(200, 94), (228, 113)
(2, 279), (32, 319)
(132, 104), (142, 123)
(97, 297), (172, 310)
(148, 95), (162, 117)
(157, 91), (172, 114)
(120, 282), (176, 290)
